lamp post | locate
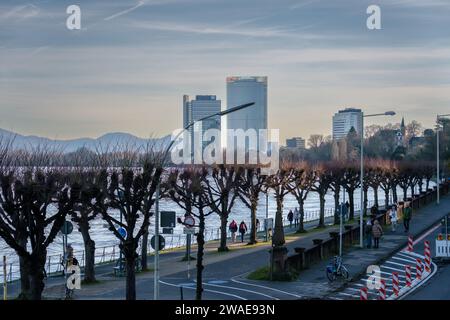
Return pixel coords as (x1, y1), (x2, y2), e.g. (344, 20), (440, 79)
(359, 110), (396, 248)
(436, 114), (450, 205)
(153, 102), (255, 300)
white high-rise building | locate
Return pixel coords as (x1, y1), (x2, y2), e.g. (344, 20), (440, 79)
(332, 108), (362, 140)
(183, 95), (221, 158)
(226, 76), (268, 151)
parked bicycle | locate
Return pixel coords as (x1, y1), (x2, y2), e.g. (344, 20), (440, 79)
(326, 256), (349, 282)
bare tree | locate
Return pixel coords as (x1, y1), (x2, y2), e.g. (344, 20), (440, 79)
(311, 163), (334, 228)
(236, 166), (267, 244)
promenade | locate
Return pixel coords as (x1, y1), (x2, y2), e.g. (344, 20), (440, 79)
(4, 194), (450, 300)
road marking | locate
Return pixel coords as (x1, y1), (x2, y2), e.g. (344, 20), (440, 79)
(397, 252), (420, 261)
(199, 281), (279, 300)
(381, 265), (408, 273)
(402, 223), (441, 251)
(231, 276), (302, 298)
(392, 256), (419, 264)
(160, 280), (247, 300)
(385, 260), (409, 267)
(337, 292), (359, 298)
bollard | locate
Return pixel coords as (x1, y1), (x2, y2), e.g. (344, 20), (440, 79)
(392, 272), (399, 297)
(360, 287), (368, 300)
(415, 259), (423, 280)
(378, 279), (386, 300)
(405, 265), (412, 287)
(407, 235), (414, 252)
(424, 241), (431, 273)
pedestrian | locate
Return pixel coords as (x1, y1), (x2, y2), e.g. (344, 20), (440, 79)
(372, 220), (383, 249)
(403, 202), (412, 233)
(365, 220), (373, 249)
(229, 220), (238, 243)
(239, 221), (248, 243)
(287, 210), (294, 228)
(370, 205), (379, 220)
(294, 207), (300, 228)
(256, 218), (260, 232)
(389, 205), (398, 232)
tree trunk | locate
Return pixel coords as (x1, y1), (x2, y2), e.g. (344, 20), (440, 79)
(80, 221), (96, 283)
(141, 224), (149, 271)
(29, 255), (46, 300)
(373, 186), (379, 207)
(273, 197), (285, 246)
(348, 189), (355, 220)
(392, 185), (398, 203)
(248, 202), (258, 245)
(18, 238), (30, 299)
(196, 213), (206, 300)
(403, 187), (408, 200)
(318, 194), (325, 228)
(297, 199), (306, 233)
(124, 244), (137, 300)
(384, 189), (389, 209)
(218, 215), (229, 252)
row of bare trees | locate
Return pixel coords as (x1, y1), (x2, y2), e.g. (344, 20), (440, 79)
(0, 138), (437, 300)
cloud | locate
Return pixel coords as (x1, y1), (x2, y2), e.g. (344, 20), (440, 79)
(0, 3), (40, 20)
(104, 0), (146, 21)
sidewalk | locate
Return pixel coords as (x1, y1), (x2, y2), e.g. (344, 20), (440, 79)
(234, 195), (450, 299)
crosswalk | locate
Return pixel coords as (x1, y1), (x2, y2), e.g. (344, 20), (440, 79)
(328, 250), (428, 300)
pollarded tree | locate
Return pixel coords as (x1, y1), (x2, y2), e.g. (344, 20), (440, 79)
(328, 162), (346, 225)
(311, 163), (334, 228)
(203, 165), (240, 252)
(287, 162), (315, 233)
(342, 163), (360, 220)
(166, 167), (216, 300)
(235, 166), (267, 244)
(379, 160), (394, 209)
(95, 157), (162, 300)
(0, 169), (78, 300)
(367, 160), (384, 208)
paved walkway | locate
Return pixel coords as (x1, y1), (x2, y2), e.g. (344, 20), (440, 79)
(5, 195), (450, 300)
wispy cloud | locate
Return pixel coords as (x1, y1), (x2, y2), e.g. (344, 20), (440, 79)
(0, 3), (40, 21)
(104, 0), (146, 21)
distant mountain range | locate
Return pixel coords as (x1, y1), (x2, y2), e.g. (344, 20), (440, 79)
(0, 128), (171, 153)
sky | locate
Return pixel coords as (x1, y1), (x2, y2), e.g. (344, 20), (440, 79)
(1, 0), (449, 142)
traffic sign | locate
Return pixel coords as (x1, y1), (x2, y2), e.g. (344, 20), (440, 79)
(151, 235), (165, 251)
(183, 227), (196, 235)
(61, 221), (73, 235)
(161, 211), (176, 228)
(162, 228), (174, 235)
(184, 215), (195, 228)
(118, 227), (127, 238)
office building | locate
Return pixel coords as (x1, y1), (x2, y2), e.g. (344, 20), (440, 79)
(226, 76), (268, 151)
(286, 137), (306, 149)
(183, 95), (221, 157)
(332, 108), (362, 140)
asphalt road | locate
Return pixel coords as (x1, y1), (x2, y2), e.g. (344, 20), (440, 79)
(405, 222), (450, 300)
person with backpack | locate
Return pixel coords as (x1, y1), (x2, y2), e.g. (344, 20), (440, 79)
(403, 202), (412, 232)
(287, 210), (294, 228)
(229, 220), (238, 243)
(372, 220), (383, 249)
(239, 221), (248, 243)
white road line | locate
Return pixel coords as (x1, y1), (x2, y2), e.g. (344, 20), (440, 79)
(328, 296), (343, 300)
(160, 280), (247, 300)
(200, 281), (279, 300)
(381, 265), (408, 273)
(392, 256), (419, 264)
(397, 252), (420, 261)
(231, 277), (302, 298)
(385, 260), (409, 267)
(402, 223), (441, 251)
(337, 292), (360, 298)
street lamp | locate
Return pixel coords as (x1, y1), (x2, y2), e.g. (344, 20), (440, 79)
(360, 110), (396, 248)
(153, 102), (255, 300)
(436, 114), (450, 205)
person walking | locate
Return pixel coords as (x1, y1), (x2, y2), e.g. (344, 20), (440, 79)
(229, 220), (238, 243)
(372, 220), (383, 249)
(403, 202), (412, 232)
(365, 220), (373, 249)
(389, 205), (398, 232)
(239, 221), (248, 243)
(287, 210), (294, 228)
(294, 208), (300, 228)
(256, 218), (260, 232)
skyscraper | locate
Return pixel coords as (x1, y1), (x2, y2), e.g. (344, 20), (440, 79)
(183, 95), (221, 158)
(226, 76), (268, 151)
(332, 108), (363, 140)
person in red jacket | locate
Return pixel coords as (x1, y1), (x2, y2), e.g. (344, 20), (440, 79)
(239, 221), (248, 243)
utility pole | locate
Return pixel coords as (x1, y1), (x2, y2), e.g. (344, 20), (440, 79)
(3, 256), (6, 300)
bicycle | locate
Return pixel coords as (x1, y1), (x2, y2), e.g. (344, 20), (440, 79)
(326, 256), (349, 282)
